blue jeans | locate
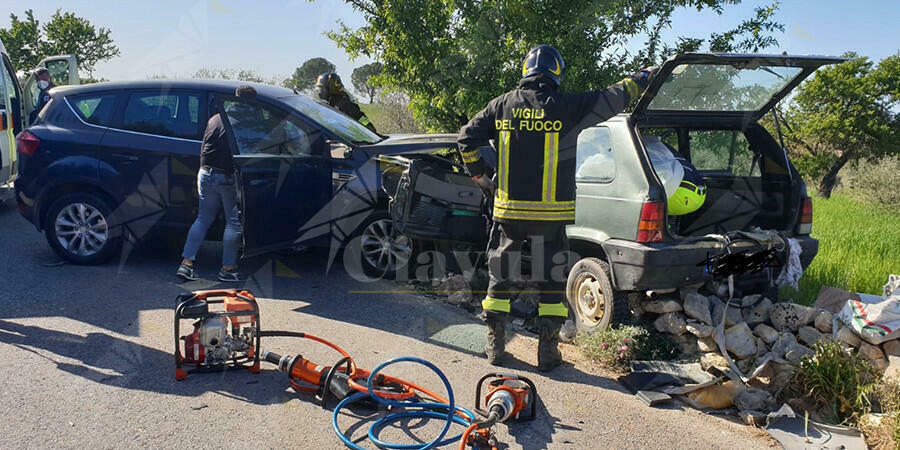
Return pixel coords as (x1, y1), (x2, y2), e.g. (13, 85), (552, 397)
(181, 168), (242, 267)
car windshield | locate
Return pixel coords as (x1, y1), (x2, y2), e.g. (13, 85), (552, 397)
(647, 63), (803, 112)
(279, 94), (382, 145)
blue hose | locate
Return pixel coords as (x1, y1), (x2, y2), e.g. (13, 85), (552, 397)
(331, 356), (476, 449)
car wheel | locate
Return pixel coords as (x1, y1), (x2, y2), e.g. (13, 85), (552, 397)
(44, 193), (121, 265)
(357, 211), (413, 278)
(566, 257), (628, 333)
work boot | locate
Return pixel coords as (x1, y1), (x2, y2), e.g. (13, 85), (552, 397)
(483, 311), (507, 366)
(537, 316), (565, 372)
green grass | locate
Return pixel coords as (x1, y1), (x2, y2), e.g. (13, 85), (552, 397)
(359, 103), (387, 130)
(783, 194), (900, 305)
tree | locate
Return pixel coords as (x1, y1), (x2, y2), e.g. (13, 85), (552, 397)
(327, 0), (784, 131)
(0, 10), (42, 69)
(351, 62), (383, 102)
(194, 67), (270, 83)
(777, 53), (900, 197)
(284, 57), (336, 92)
(41, 9), (120, 78)
(0, 9), (119, 78)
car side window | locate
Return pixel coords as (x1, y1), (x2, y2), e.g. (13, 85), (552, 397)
(689, 130), (755, 176)
(44, 59), (72, 86)
(222, 98), (314, 156)
(121, 92), (202, 140)
(576, 126), (615, 183)
(69, 93), (118, 126)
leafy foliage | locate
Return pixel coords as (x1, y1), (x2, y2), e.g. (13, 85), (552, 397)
(351, 62), (383, 102)
(192, 67), (281, 85)
(284, 57), (336, 92)
(0, 9), (119, 78)
(0, 10), (42, 69)
(776, 53), (900, 197)
(326, 0), (783, 131)
(789, 341), (879, 425)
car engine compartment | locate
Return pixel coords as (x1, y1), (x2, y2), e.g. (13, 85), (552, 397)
(380, 153), (489, 244)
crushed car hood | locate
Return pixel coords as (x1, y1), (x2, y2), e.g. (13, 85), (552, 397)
(359, 133), (458, 158)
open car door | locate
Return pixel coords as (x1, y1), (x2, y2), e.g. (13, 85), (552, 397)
(633, 53), (847, 121)
(22, 54), (79, 127)
(0, 53), (13, 185)
(220, 96), (332, 257)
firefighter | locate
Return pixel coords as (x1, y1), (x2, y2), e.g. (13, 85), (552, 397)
(315, 72), (377, 133)
(458, 45), (656, 371)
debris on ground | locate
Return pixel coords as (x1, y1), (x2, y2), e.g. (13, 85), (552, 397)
(764, 404), (868, 450)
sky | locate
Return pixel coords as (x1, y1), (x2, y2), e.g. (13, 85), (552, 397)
(1, 0), (898, 97)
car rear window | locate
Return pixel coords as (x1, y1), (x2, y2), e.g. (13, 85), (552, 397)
(121, 92), (202, 140)
(69, 93), (118, 126)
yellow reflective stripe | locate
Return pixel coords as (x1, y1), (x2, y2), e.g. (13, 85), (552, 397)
(482, 296), (510, 313)
(494, 200), (575, 211)
(498, 131), (510, 201)
(542, 133), (551, 202)
(493, 207), (575, 221)
(359, 116), (371, 126)
(461, 149), (481, 164)
(621, 78), (640, 99)
(548, 132), (558, 201)
(494, 199), (575, 208)
(538, 302), (569, 317)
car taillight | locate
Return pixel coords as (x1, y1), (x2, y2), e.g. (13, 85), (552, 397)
(637, 201), (665, 243)
(16, 131), (40, 156)
(798, 196), (813, 234)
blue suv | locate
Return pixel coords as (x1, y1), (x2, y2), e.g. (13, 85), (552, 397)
(14, 80), (455, 273)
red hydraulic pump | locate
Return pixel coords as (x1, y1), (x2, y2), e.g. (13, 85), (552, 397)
(174, 289), (261, 381)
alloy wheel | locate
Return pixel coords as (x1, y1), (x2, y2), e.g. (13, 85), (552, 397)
(360, 218), (412, 274)
(54, 202), (109, 257)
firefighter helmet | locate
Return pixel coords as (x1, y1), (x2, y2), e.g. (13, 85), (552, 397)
(315, 72), (344, 100)
(521, 45), (565, 87)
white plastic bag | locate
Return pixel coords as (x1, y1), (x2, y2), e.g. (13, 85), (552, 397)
(836, 274), (900, 345)
(643, 135), (684, 200)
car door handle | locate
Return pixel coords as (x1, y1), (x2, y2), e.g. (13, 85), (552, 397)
(250, 179), (273, 187)
(111, 153), (139, 162)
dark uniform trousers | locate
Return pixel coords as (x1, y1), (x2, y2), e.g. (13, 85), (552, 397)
(484, 221), (570, 318)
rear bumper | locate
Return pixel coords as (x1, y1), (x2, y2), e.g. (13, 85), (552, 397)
(601, 235), (818, 292)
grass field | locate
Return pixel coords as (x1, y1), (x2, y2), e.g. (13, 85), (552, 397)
(784, 194), (900, 305)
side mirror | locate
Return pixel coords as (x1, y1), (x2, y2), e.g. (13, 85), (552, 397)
(326, 139), (353, 159)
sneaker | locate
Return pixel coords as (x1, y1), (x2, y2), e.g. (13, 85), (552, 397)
(177, 263), (197, 281)
(217, 268), (241, 282)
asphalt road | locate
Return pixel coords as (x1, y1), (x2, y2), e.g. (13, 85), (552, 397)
(0, 197), (772, 449)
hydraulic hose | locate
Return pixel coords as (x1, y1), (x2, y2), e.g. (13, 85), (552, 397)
(261, 332), (493, 449)
(331, 356), (477, 450)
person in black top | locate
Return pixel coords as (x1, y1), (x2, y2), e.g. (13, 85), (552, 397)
(315, 72), (377, 133)
(30, 67), (55, 123)
(458, 45), (656, 370)
(177, 86), (256, 282)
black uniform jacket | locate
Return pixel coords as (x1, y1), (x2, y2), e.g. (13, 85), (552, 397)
(458, 74), (648, 223)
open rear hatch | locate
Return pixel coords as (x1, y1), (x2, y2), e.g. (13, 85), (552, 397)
(633, 53), (847, 121)
(631, 53), (845, 238)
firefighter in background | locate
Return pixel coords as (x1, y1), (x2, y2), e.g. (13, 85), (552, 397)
(458, 45), (656, 371)
(315, 72), (377, 133)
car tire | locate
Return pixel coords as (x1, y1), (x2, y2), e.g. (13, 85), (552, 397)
(44, 193), (121, 265)
(566, 257), (629, 333)
(355, 210), (414, 279)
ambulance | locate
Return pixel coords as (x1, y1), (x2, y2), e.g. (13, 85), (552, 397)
(0, 37), (78, 190)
